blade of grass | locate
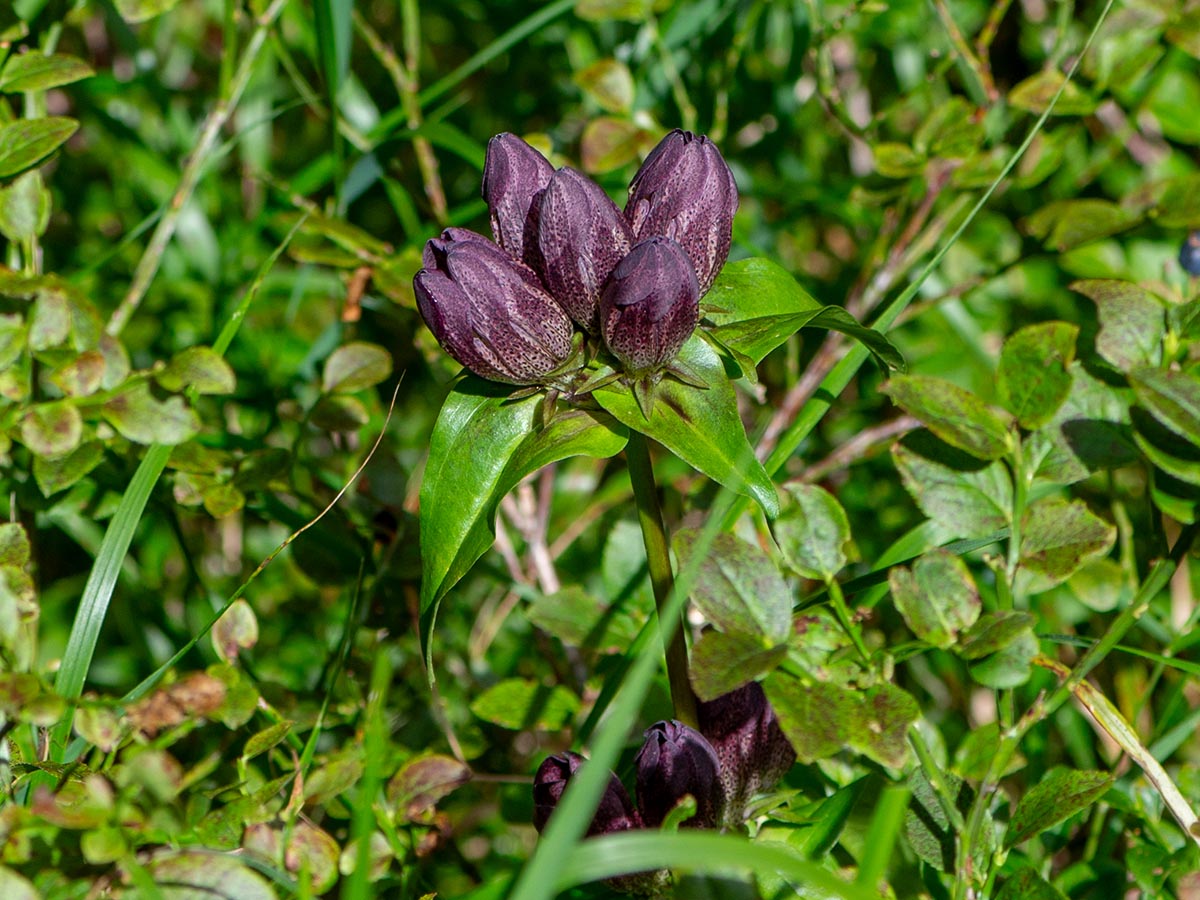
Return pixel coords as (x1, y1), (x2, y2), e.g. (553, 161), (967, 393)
(561, 831), (877, 899)
(854, 784), (911, 890)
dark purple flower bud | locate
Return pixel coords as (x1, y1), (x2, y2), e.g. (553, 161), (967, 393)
(532, 751), (642, 836)
(482, 133), (555, 264)
(635, 720), (724, 829)
(698, 682), (795, 826)
(537, 167), (633, 334)
(626, 130), (738, 296)
(415, 229), (574, 385)
(599, 236), (699, 376)
(1182, 232), (1200, 276)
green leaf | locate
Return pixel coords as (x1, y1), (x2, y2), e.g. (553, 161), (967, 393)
(157, 346), (236, 394)
(310, 394), (369, 431)
(674, 531), (791, 644)
(995, 868), (1069, 900)
(1132, 400), (1200, 485)
(387, 754), (472, 821)
(1008, 70), (1097, 116)
(420, 382), (627, 624)
(20, 401), (82, 457)
(888, 549), (981, 648)
(0, 53), (93, 92)
(1070, 280), (1164, 371)
(28, 289), (69, 350)
(0, 169), (51, 242)
(1019, 498), (1116, 592)
(774, 484), (851, 581)
(883, 375), (1012, 460)
(1130, 367), (1200, 448)
(113, 0), (184, 23)
(704, 258), (903, 370)
(997, 322), (1077, 429)
(967, 628), (1037, 688)
(525, 586), (639, 653)
(574, 59), (635, 113)
(904, 769), (977, 872)
(580, 116), (655, 173)
(142, 850), (277, 900)
(1028, 363), (1136, 486)
(322, 341), (393, 394)
(469, 678), (579, 730)
(872, 142), (925, 178)
(766, 674), (919, 768)
(33, 440), (103, 496)
(242, 720), (292, 761)
(0, 866), (40, 900)
(689, 630), (787, 701)
(0, 117), (78, 179)
(893, 430), (1012, 540)
(1004, 769), (1113, 848)
(50, 350), (105, 397)
(1023, 198), (1140, 251)
(212, 599), (257, 664)
(103, 383), (200, 445)
(958, 610), (1037, 660)
(594, 336), (778, 517)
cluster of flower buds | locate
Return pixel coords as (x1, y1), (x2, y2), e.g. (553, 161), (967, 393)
(414, 130), (738, 386)
(532, 683), (795, 891)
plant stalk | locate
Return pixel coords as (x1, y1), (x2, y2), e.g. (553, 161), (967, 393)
(625, 431), (698, 729)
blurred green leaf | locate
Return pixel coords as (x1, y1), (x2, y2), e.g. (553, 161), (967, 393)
(0, 53), (93, 92)
(20, 401), (82, 457)
(1019, 498), (1116, 592)
(322, 341), (393, 394)
(32, 441), (102, 496)
(103, 383), (199, 445)
(526, 586), (639, 653)
(574, 59), (635, 114)
(141, 850), (276, 900)
(157, 346), (237, 395)
(113, 0), (183, 23)
(580, 116), (654, 173)
(996, 869), (1069, 900)
(0, 117), (77, 179)
(0, 170), (50, 242)
(470, 678), (579, 730)
(1009, 70), (1097, 116)
(1024, 199), (1140, 251)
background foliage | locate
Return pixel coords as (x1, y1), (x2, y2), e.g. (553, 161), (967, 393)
(2, 0), (1200, 897)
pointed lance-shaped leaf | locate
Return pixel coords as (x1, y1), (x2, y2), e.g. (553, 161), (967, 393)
(532, 751), (642, 835)
(482, 133), (555, 265)
(537, 167), (632, 333)
(635, 720), (725, 829)
(415, 229), (574, 385)
(600, 236), (699, 377)
(697, 681), (795, 826)
(625, 129), (738, 296)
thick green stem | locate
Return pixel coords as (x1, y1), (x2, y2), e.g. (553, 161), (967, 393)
(625, 432), (698, 729)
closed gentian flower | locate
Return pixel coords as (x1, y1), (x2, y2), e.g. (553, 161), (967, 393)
(697, 682), (795, 827)
(626, 129), (738, 296)
(600, 236), (700, 377)
(482, 133), (555, 265)
(532, 751), (642, 836)
(635, 720), (724, 829)
(414, 229), (574, 385)
(537, 167), (633, 333)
